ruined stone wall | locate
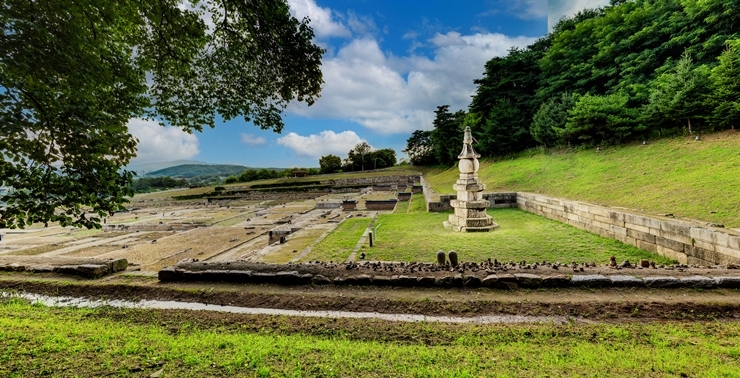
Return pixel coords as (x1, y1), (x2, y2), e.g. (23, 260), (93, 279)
(103, 223), (206, 232)
(208, 193), (322, 201)
(516, 192), (740, 265)
(325, 175), (420, 187)
(365, 200), (398, 211)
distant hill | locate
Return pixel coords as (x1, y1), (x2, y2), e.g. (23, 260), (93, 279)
(146, 164), (249, 178)
(128, 160), (209, 176)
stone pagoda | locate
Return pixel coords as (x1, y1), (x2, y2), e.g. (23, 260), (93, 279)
(443, 126), (498, 232)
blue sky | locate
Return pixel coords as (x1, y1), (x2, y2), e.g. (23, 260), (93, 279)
(128, 1), (601, 168)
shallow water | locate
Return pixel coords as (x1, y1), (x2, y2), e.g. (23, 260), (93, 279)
(2, 291), (588, 324)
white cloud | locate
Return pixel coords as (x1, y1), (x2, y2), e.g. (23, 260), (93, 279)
(507, 0), (548, 19)
(287, 0), (351, 38)
(289, 32), (538, 134)
(277, 130), (365, 158)
(548, 0), (609, 31)
(240, 133), (266, 146)
(127, 118), (200, 163)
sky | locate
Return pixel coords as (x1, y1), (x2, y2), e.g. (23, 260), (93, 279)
(127, 0), (608, 168)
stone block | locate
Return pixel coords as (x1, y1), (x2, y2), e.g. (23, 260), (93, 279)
(690, 227), (716, 243)
(686, 246), (722, 264)
(661, 221), (692, 237)
(110, 258), (128, 272)
(680, 276), (716, 289)
(589, 207), (610, 218)
(627, 229), (656, 244)
(614, 234), (637, 246)
(417, 276), (436, 287)
(609, 275), (644, 287)
(714, 277), (740, 288)
(656, 246), (688, 263)
(311, 274), (332, 285)
(660, 229), (691, 245)
(715, 245), (740, 261)
(252, 272), (277, 283)
(644, 276), (680, 288)
(75, 264), (110, 278)
(541, 275), (570, 288)
(353, 274), (373, 286)
(610, 225), (628, 236)
(464, 276), (482, 288)
(372, 275), (392, 286)
(571, 275), (609, 287)
(729, 236), (740, 250)
(158, 267), (183, 281)
(275, 271), (301, 285)
(225, 270), (253, 283)
(481, 274), (499, 286)
(625, 222), (650, 234)
(655, 237), (685, 252)
(514, 273), (542, 288)
(637, 240), (658, 253)
(624, 214), (662, 229)
(491, 273), (518, 289)
(693, 239), (715, 252)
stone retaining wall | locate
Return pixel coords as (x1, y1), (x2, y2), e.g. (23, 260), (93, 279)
(159, 266), (740, 289)
(326, 175), (420, 187)
(365, 200), (398, 211)
(103, 223), (206, 232)
(516, 192), (740, 265)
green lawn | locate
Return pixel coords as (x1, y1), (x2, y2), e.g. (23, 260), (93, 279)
(299, 217), (372, 262)
(422, 131), (740, 227)
(2, 300), (739, 377)
(366, 208), (673, 264)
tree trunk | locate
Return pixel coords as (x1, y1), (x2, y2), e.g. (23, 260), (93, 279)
(687, 118), (692, 135)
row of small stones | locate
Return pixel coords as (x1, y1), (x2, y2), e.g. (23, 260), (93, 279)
(294, 260), (737, 273)
(160, 268), (740, 289)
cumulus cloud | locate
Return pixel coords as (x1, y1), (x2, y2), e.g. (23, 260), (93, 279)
(277, 130), (365, 158)
(548, 0), (609, 31)
(240, 133), (266, 146)
(127, 118), (200, 163)
(289, 32), (537, 134)
(287, 0), (351, 38)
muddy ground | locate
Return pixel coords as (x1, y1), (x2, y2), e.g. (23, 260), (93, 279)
(2, 273), (740, 321)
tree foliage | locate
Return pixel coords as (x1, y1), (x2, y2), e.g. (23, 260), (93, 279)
(319, 155), (342, 174)
(408, 0), (740, 166)
(430, 106), (466, 166)
(403, 130), (436, 165)
(0, 0), (324, 228)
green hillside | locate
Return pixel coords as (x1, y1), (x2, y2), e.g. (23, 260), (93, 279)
(423, 131), (740, 228)
(145, 164), (250, 178)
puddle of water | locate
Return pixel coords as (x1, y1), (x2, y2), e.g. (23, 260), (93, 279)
(1, 291), (587, 325)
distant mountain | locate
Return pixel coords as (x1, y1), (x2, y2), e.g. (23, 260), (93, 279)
(145, 164), (250, 178)
(128, 160), (209, 176)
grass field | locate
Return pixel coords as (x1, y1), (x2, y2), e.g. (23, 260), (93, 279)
(422, 131), (740, 227)
(2, 299), (739, 377)
(299, 217), (372, 262)
(366, 208), (673, 264)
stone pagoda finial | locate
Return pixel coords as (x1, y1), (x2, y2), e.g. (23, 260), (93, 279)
(458, 126), (480, 160)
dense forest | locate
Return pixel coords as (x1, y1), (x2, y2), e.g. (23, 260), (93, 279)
(319, 142), (398, 174)
(405, 0), (740, 166)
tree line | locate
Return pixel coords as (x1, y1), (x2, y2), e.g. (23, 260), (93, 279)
(319, 142), (397, 174)
(405, 0), (740, 166)
(223, 168), (321, 184)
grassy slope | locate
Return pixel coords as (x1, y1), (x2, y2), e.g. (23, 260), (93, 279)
(2, 301), (739, 377)
(423, 131), (740, 227)
(368, 208), (671, 264)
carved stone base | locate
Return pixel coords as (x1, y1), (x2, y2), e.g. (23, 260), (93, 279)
(444, 213), (499, 232)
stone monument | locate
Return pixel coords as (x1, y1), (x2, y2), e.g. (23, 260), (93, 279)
(443, 126), (498, 232)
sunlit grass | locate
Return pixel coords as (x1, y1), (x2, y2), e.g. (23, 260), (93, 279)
(299, 218), (371, 262)
(1, 300), (739, 377)
(365, 208), (673, 264)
